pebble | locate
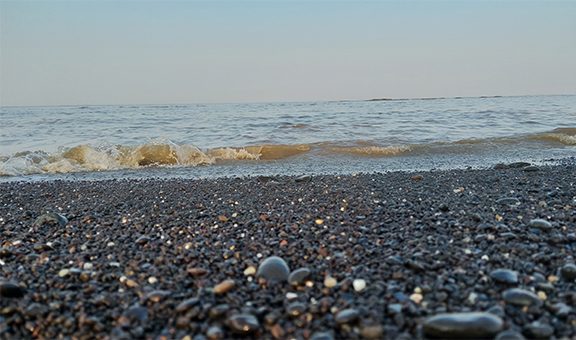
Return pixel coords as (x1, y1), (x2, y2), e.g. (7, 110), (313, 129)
(143, 290), (171, 303)
(423, 312), (504, 338)
(58, 269), (70, 277)
(410, 293), (423, 304)
(34, 212), (68, 227)
(175, 297), (200, 313)
(135, 235), (152, 245)
(496, 197), (520, 205)
(256, 256), (290, 282)
(286, 302), (306, 317)
(360, 325), (384, 339)
(206, 326), (224, 340)
(495, 330), (526, 340)
(288, 267), (311, 286)
(243, 266), (256, 276)
(187, 267), (209, 277)
(334, 308), (360, 324)
(227, 313), (260, 334)
(522, 321), (554, 338)
(324, 276), (337, 288)
(502, 288), (543, 307)
(0, 281), (26, 298)
(352, 279), (366, 292)
(294, 175), (311, 182)
(528, 219), (552, 230)
(490, 269), (519, 284)
(213, 279), (235, 294)
(310, 331), (334, 340)
(560, 263), (576, 280)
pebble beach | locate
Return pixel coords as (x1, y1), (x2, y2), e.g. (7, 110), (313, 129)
(1, 162), (575, 339)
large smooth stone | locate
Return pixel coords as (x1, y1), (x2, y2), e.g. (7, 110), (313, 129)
(503, 288), (542, 307)
(490, 269), (519, 284)
(560, 263), (576, 280)
(0, 281), (26, 298)
(423, 312), (504, 338)
(256, 256), (290, 282)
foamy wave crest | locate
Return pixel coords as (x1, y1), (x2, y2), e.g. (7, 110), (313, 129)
(327, 144), (411, 156)
(529, 128), (576, 146)
(0, 141), (314, 176)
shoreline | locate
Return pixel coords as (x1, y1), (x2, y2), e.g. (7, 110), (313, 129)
(1, 164), (575, 338)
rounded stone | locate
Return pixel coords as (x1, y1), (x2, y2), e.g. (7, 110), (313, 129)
(490, 269), (519, 284)
(560, 263), (576, 280)
(335, 308), (360, 325)
(0, 281), (26, 298)
(496, 197), (520, 206)
(213, 279), (235, 295)
(175, 297), (200, 313)
(286, 302), (306, 317)
(288, 267), (311, 286)
(310, 332), (334, 340)
(502, 288), (543, 307)
(34, 212), (68, 227)
(522, 321), (554, 338)
(528, 219), (552, 230)
(227, 313), (260, 334)
(256, 256), (290, 282)
(423, 312), (504, 338)
(206, 326), (224, 340)
(495, 330), (526, 340)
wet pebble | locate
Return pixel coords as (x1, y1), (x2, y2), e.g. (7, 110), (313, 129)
(288, 267), (311, 286)
(560, 263), (576, 281)
(334, 308), (360, 325)
(528, 219), (552, 230)
(423, 312), (504, 338)
(523, 321), (554, 338)
(135, 235), (152, 245)
(0, 281), (26, 298)
(360, 325), (384, 339)
(496, 197), (520, 205)
(490, 269), (519, 284)
(503, 288), (543, 307)
(227, 313), (260, 334)
(353, 279), (366, 292)
(257, 256), (290, 282)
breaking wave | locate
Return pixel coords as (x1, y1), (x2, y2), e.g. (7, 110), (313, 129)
(0, 128), (574, 176)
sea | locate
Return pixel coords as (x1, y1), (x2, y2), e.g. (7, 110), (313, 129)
(1, 95), (575, 182)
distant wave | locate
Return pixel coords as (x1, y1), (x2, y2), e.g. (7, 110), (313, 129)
(0, 128), (573, 176)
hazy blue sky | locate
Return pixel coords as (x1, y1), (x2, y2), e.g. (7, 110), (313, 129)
(1, 0), (575, 106)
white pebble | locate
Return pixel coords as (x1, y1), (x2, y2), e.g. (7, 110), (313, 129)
(83, 262), (93, 270)
(58, 269), (70, 277)
(353, 279), (366, 292)
(324, 276), (337, 288)
(286, 292), (298, 300)
(148, 276), (158, 284)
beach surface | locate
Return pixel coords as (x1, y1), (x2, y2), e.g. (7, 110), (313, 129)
(1, 163), (575, 339)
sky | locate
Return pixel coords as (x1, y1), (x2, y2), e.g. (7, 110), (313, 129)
(1, 0), (575, 106)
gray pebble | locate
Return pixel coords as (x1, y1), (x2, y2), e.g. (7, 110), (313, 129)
(288, 267), (311, 286)
(423, 312), (504, 338)
(502, 288), (542, 307)
(560, 263), (576, 280)
(528, 219), (552, 230)
(0, 281), (26, 298)
(522, 321), (554, 338)
(257, 256), (290, 282)
(227, 313), (260, 334)
(490, 269), (519, 284)
(34, 212), (67, 227)
(334, 308), (360, 325)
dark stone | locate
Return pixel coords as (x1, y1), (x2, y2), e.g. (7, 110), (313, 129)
(508, 162), (532, 168)
(423, 312), (504, 338)
(175, 297), (200, 313)
(135, 235), (152, 245)
(206, 326), (224, 340)
(335, 308), (360, 325)
(528, 219), (552, 230)
(522, 321), (554, 338)
(256, 256), (290, 282)
(286, 302), (306, 317)
(502, 288), (542, 307)
(227, 313), (260, 334)
(560, 263), (576, 280)
(496, 198), (520, 206)
(0, 282), (26, 298)
(490, 269), (519, 284)
(523, 166), (539, 172)
(294, 175), (311, 182)
(34, 212), (67, 227)
(288, 267), (311, 286)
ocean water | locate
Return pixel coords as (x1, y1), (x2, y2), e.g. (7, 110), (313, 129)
(1, 95), (575, 181)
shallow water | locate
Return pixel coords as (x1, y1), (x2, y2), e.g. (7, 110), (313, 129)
(1, 95), (574, 180)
